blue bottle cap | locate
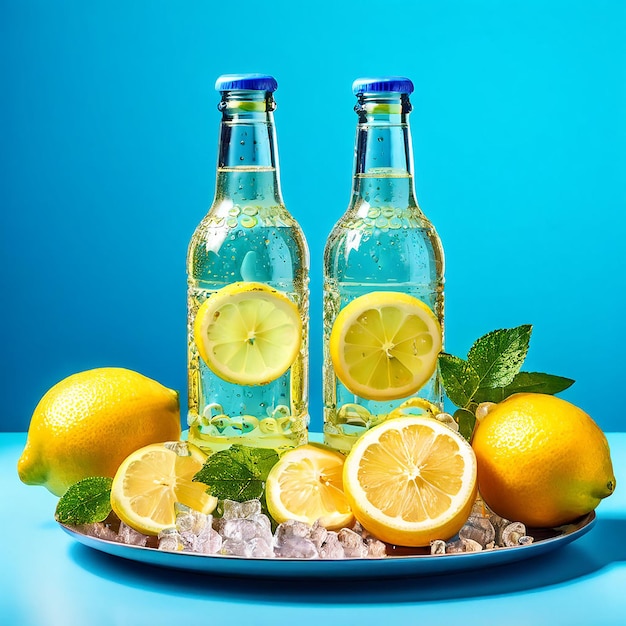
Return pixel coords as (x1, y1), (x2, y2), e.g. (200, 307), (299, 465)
(215, 74), (278, 92)
(352, 77), (414, 95)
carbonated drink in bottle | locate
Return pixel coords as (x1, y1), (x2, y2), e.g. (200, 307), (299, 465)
(187, 74), (309, 453)
(323, 77), (444, 452)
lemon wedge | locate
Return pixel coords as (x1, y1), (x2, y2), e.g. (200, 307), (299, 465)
(329, 292), (442, 401)
(265, 443), (354, 529)
(110, 442), (217, 535)
(343, 416), (477, 546)
(194, 281), (302, 386)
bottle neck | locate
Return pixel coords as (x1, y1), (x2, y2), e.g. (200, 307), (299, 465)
(350, 93), (418, 208)
(214, 90), (283, 204)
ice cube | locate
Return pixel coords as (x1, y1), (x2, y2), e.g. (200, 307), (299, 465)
(459, 515), (496, 548)
(430, 539), (447, 555)
(350, 520), (376, 541)
(219, 518), (262, 542)
(274, 519), (312, 542)
(158, 528), (184, 552)
(274, 535), (318, 559)
(501, 522), (527, 547)
(475, 402), (497, 423)
(178, 517), (222, 554)
(247, 537), (274, 558)
(490, 513), (513, 545)
(220, 536), (273, 558)
(317, 531), (345, 559)
(273, 519), (318, 558)
(365, 537), (387, 558)
(434, 412), (460, 432)
(175, 503), (210, 534)
(220, 538), (248, 557)
(446, 537), (483, 553)
(347, 521), (386, 557)
(117, 522), (148, 547)
(309, 521), (328, 549)
(77, 522), (118, 542)
(230, 517), (271, 541)
(221, 499), (262, 520)
(337, 528), (368, 558)
(248, 513), (273, 541)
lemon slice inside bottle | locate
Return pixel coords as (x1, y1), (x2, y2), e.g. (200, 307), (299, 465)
(387, 397), (442, 420)
(194, 282), (302, 386)
(329, 292), (442, 401)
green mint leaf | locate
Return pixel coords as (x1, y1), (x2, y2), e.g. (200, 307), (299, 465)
(474, 371), (575, 403)
(439, 353), (480, 408)
(467, 325), (532, 389)
(454, 408), (476, 442)
(54, 477), (113, 525)
(193, 445), (279, 502)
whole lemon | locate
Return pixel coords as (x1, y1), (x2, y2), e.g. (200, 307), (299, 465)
(17, 368), (181, 496)
(472, 393), (615, 527)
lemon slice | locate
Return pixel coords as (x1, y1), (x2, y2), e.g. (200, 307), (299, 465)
(387, 397), (441, 420)
(265, 443), (354, 529)
(194, 282), (302, 386)
(329, 292), (442, 401)
(343, 416), (477, 546)
(110, 442), (217, 535)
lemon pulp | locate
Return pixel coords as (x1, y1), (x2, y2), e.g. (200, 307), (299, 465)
(343, 416), (477, 546)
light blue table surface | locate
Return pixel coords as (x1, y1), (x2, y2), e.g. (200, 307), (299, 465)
(2, 431), (625, 626)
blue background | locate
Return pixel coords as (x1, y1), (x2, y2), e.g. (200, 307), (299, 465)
(1, 0), (625, 433)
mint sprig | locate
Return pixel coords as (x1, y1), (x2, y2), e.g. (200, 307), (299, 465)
(439, 324), (574, 439)
(193, 445), (279, 503)
(55, 476), (113, 525)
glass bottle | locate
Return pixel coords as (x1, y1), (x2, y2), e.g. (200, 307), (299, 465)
(187, 74), (309, 453)
(323, 77), (444, 453)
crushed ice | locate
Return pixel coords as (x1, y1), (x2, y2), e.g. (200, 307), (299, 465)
(429, 500), (535, 554)
(77, 497), (535, 558)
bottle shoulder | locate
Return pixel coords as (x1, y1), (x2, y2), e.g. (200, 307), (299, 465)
(191, 202), (307, 242)
(324, 215), (444, 283)
(188, 210), (310, 283)
(325, 209), (442, 251)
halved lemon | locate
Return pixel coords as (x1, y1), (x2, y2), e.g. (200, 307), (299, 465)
(329, 292), (442, 401)
(194, 282), (302, 386)
(265, 443), (354, 529)
(110, 442), (217, 535)
(343, 416), (477, 546)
